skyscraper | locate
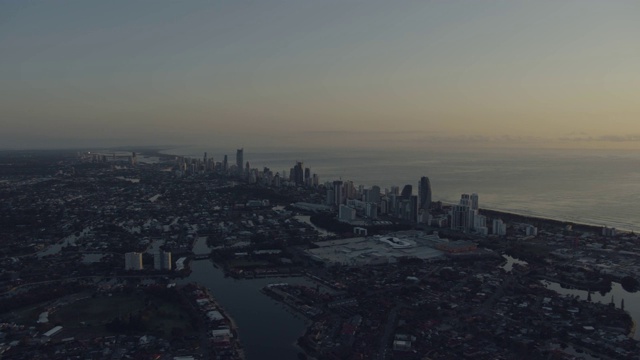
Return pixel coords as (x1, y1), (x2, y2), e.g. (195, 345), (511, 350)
(368, 185), (381, 204)
(400, 185), (412, 198)
(333, 180), (343, 206)
(236, 148), (243, 175)
(418, 176), (432, 211)
(223, 155), (228, 172)
(292, 162), (304, 185)
(450, 204), (471, 232)
(471, 193), (479, 210)
(460, 193), (471, 207)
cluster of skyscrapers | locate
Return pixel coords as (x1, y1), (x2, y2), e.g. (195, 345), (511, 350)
(289, 161), (320, 187)
(174, 149), (320, 188)
(449, 193), (486, 234)
(171, 148), (515, 236)
(328, 176), (433, 224)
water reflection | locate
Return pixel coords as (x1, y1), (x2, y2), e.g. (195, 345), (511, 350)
(192, 236), (210, 255)
(501, 255), (528, 272)
(179, 260), (311, 359)
(38, 227), (91, 257)
(542, 280), (640, 340)
(293, 215), (336, 238)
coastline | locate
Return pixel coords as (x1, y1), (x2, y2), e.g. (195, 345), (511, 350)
(151, 147), (636, 234)
(478, 208), (625, 234)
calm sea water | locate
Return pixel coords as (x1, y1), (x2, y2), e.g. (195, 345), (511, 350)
(162, 146), (640, 232)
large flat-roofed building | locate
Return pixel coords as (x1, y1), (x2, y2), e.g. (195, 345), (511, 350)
(306, 232), (446, 266)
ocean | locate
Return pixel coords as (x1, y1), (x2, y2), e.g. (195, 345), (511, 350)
(161, 146), (640, 233)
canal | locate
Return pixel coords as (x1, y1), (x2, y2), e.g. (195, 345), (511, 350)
(181, 237), (313, 359)
(501, 255), (640, 340)
(541, 279), (640, 340)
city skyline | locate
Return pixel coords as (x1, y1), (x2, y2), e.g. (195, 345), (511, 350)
(2, 1), (640, 150)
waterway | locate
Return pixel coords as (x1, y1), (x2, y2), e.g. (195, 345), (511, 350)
(541, 280), (640, 340)
(179, 260), (311, 359)
(272, 204), (336, 238)
(38, 227), (91, 257)
(183, 235), (314, 359)
(192, 236), (210, 255)
(293, 215), (336, 238)
(499, 255), (640, 339)
(501, 255), (528, 272)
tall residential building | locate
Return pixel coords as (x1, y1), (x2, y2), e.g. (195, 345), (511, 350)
(125, 252), (143, 271)
(460, 193), (471, 207)
(399, 196), (418, 223)
(492, 219), (507, 236)
(365, 202), (378, 219)
(236, 148), (244, 175)
(400, 185), (413, 198)
(333, 180), (343, 206)
(418, 177), (432, 211)
(338, 204), (356, 222)
(154, 250), (172, 271)
(326, 189), (335, 206)
(450, 204), (471, 232)
(471, 193), (479, 210)
(292, 162), (304, 185)
(344, 180), (355, 200)
(368, 185), (381, 204)
(223, 155), (228, 172)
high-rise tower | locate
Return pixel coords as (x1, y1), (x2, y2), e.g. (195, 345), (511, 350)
(471, 193), (479, 210)
(236, 148), (244, 175)
(293, 162), (304, 185)
(333, 180), (344, 206)
(418, 176), (432, 211)
(400, 185), (412, 198)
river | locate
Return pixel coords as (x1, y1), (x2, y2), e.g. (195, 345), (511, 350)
(501, 255), (528, 272)
(502, 256), (640, 340)
(180, 238), (313, 359)
(293, 215), (336, 238)
(38, 227), (91, 257)
(541, 280), (640, 340)
(500, 255), (639, 339)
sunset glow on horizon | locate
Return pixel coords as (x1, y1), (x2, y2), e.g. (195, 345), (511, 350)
(1, 1), (639, 150)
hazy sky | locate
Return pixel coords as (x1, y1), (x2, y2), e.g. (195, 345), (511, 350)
(1, 1), (639, 149)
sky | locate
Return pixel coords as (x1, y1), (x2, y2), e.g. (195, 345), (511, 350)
(1, 1), (639, 150)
